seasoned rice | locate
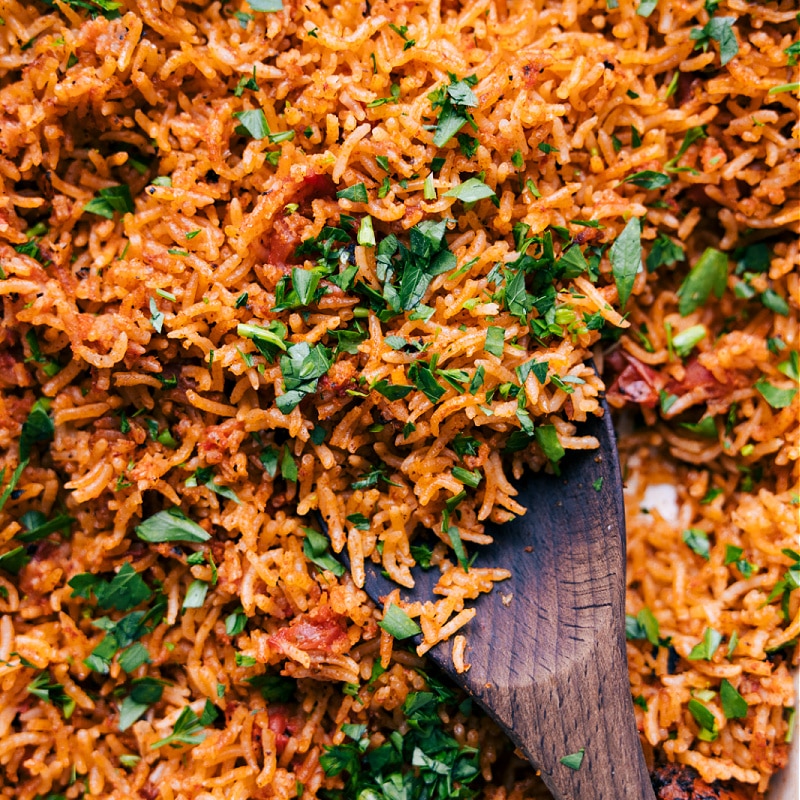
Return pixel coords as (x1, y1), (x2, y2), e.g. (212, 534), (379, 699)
(0, 0), (797, 798)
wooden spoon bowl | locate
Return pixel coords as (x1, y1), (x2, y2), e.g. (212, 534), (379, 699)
(357, 406), (656, 800)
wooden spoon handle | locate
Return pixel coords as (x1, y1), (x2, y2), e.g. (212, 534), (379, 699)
(424, 410), (656, 799)
(356, 408), (655, 799)
(504, 631), (655, 800)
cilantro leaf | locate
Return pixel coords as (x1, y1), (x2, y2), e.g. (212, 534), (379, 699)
(431, 76), (478, 147)
(182, 580), (208, 610)
(408, 361), (446, 404)
(0, 546), (29, 575)
(92, 562), (152, 611)
(647, 233), (685, 272)
(15, 511), (73, 543)
(238, 320), (288, 361)
(27, 673), (75, 719)
(688, 627), (723, 661)
(233, 109), (269, 139)
(225, 608), (248, 636)
(535, 424), (565, 470)
(371, 380), (413, 401)
(688, 699), (718, 740)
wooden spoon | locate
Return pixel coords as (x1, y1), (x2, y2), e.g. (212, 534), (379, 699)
(352, 405), (655, 800)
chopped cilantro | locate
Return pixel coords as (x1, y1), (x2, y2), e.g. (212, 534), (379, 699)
(484, 326), (504, 357)
(683, 528), (710, 560)
(647, 233), (685, 272)
(408, 360), (446, 404)
(366, 83), (401, 108)
(27, 673), (75, 719)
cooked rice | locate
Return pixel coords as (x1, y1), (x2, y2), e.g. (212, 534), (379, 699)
(0, 0), (797, 798)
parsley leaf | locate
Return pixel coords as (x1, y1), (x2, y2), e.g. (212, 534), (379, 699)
(609, 216), (641, 309)
(337, 183), (368, 203)
(119, 677), (165, 730)
(690, 17), (738, 66)
(647, 233), (685, 272)
(135, 508), (211, 544)
(688, 627), (723, 661)
(27, 673), (75, 718)
(444, 177), (496, 203)
(277, 342), (333, 413)
(682, 528), (710, 560)
(302, 527), (345, 576)
(560, 748), (585, 770)
(84, 185), (134, 218)
(378, 604), (421, 639)
(720, 679), (747, 719)
(620, 170), (671, 189)
(677, 248), (727, 316)
(755, 380), (797, 409)
(151, 700), (218, 749)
